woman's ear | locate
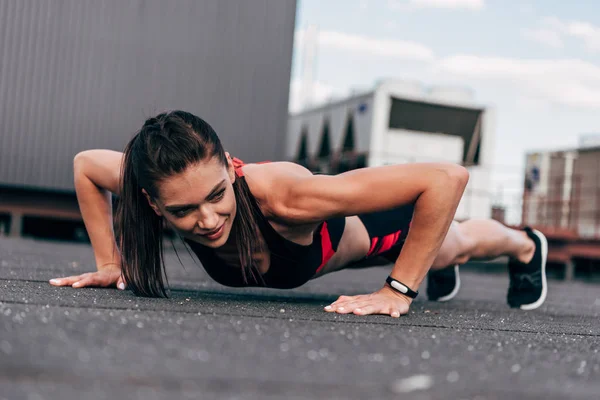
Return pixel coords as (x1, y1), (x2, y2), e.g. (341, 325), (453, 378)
(225, 152), (236, 184)
(141, 188), (163, 217)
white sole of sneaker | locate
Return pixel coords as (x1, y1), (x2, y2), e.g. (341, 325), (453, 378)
(437, 265), (460, 302)
(520, 229), (548, 311)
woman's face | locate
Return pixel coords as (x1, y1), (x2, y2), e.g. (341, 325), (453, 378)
(145, 155), (237, 248)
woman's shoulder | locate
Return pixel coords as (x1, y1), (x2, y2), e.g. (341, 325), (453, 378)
(241, 161), (322, 239)
(241, 161), (312, 178)
(240, 161), (313, 218)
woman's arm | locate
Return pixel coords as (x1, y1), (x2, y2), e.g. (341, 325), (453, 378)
(263, 161), (468, 309)
(50, 150), (126, 289)
(74, 150), (123, 266)
(272, 162), (467, 224)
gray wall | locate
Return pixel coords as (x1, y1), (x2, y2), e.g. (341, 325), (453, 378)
(0, 0), (296, 192)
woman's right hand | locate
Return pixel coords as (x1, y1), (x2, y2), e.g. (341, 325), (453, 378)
(49, 263), (126, 290)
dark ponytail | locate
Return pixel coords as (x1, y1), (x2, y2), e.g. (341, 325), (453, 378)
(116, 131), (169, 297)
(231, 176), (265, 286)
(115, 110), (264, 297)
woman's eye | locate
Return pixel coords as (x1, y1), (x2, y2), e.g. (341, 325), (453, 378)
(211, 190), (225, 202)
(173, 209), (190, 218)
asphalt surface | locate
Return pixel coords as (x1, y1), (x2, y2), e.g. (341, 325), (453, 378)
(0, 236), (599, 400)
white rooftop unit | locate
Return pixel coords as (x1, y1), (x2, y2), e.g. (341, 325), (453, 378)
(286, 80), (496, 220)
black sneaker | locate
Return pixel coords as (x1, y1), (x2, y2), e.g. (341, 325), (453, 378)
(507, 227), (548, 310)
(427, 265), (460, 302)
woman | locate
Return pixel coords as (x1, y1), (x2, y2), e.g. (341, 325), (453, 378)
(49, 110), (548, 317)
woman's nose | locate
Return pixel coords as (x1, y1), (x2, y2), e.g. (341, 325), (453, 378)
(197, 215), (219, 232)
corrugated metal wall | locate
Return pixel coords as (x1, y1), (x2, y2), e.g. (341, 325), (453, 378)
(0, 0), (296, 191)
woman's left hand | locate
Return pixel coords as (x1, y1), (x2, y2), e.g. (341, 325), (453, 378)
(324, 285), (412, 318)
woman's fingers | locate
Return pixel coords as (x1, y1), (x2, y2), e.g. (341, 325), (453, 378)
(327, 295), (354, 308)
(73, 271), (117, 288)
(343, 302), (386, 315)
(325, 296), (370, 313)
(72, 276), (94, 288)
(116, 275), (127, 290)
(70, 272), (97, 288)
(49, 274), (87, 287)
(354, 304), (401, 317)
(328, 294), (367, 307)
(49, 269), (122, 289)
(325, 299), (394, 316)
(324, 293), (405, 317)
(326, 303), (357, 313)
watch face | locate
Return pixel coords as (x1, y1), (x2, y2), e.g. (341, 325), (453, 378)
(391, 280), (408, 293)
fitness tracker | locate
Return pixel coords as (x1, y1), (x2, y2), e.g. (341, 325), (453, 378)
(385, 276), (419, 299)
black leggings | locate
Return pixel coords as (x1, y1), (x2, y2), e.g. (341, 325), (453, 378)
(357, 203), (415, 262)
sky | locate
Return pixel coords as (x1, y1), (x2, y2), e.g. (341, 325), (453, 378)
(288, 0), (600, 218)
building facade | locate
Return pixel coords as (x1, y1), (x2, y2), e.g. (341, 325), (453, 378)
(0, 0), (297, 192)
(286, 80), (496, 221)
(524, 146), (600, 238)
(0, 0), (297, 239)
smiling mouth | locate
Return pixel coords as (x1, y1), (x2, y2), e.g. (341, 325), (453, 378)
(200, 224), (225, 239)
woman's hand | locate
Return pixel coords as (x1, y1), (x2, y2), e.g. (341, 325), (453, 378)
(49, 263), (126, 290)
(324, 285), (412, 318)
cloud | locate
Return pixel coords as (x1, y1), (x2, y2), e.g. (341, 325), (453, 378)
(388, 0), (484, 11)
(563, 20), (600, 52)
(294, 29), (434, 61)
(525, 17), (600, 52)
(291, 25), (600, 112)
(288, 80), (349, 113)
(521, 28), (564, 49)
(437, 55), (600, 109)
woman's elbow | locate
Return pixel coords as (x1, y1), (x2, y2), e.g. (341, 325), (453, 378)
(73, 151), (90, 176)
(432, 164), (469, 193)
(448, 164), (470, 188)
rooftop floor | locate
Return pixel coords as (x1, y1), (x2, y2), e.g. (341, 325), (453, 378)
(1, 237), (599, 399)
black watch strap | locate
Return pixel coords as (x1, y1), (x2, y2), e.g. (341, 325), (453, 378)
(386, 276), (419, 299)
